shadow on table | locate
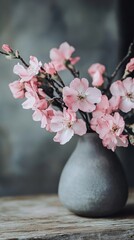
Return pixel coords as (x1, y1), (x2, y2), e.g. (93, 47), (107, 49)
(113, 203), (134, 218)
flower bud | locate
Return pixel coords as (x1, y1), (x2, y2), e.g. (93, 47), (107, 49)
(2, 44), (12, 53)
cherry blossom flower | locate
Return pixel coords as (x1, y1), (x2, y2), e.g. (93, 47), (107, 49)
(9, 80), (25, 99)
(33, 106), (55, 131)
(93, 95), (110, 115)
(91, 95), (120, 121)
(110, 77), (134, 113)
(109, 96), (120, 112)
(22, 91), (47, 110)
(50, 108), (87, 144)
(126, 58), (134, 72)
(2, 44), (12, 53)
(63, 78), (101, 112)
(13, 56), (42, 82)
(50, 42), (80, 71)
(102, 113), (128, 151)
(22, 80), (47, 110)
(24, 77), (38, 93)
(90, 95), (109, 134)
(44, 62), (56, 75)
(91, 95), (120, 136)
(88, 63), (106, 87)
(91, 112), (128, 151)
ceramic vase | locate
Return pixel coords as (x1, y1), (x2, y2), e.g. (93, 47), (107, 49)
(58, 133), (128, 217)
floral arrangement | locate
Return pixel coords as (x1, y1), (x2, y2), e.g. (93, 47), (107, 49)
(0, 42), (134, 151)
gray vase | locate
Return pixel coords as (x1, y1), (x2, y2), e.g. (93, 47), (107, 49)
(58, 133), (128, 217)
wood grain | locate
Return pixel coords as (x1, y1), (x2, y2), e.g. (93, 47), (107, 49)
(0, 190), (134, 240)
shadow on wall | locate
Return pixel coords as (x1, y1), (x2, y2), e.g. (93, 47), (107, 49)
(0, 0), (133, 196)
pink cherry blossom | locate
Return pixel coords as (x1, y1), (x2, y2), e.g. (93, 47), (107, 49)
(50, 108), (87, 144)
(88, 63), (106, 87)
(91, 112), (128, 151)
(2, 44), (12, 53)
(13, 56), (42, 82)
(90, 95), (110, 133)
(50, 42), (80, 71)
(24, 77), (38, 93)
(9, 80), (25, 99)
(109, 96), (120, 112)
(44, 62), (56, 75)
(93, 95), (110, 114)
(33, 106), (55, 131)
(22, 81), (47, 110)
(126, 58), (134, 72)
(110, 77), (134, 113)
(91, 95), (120, 120)
(90, 95), (120, 135)
(63, 78), (101, 112)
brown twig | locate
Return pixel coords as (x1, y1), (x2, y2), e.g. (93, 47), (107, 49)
(17, 55), (29, 67)
(0, 51), (8, 56)
(110, 40), (134, 80)
(103, 40), (134, 95)
(65, 61), (79, 78)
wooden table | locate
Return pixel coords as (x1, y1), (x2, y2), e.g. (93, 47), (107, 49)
(0, 190), (134, 240)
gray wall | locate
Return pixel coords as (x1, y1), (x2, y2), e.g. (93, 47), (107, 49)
(0, 0), (133, 196)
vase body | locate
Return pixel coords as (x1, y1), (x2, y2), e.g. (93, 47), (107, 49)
(58, 133), (128, 217)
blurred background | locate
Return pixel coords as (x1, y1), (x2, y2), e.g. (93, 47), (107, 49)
(0, 0), (133, 196)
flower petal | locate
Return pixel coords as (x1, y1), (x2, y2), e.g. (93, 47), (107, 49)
(73, 119), (87, 135)
(54, 128), (74, 144)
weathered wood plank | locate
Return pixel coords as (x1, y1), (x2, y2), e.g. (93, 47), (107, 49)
(0, 190), (133, 240)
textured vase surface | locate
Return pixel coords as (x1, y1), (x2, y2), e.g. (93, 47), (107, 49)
(58, 133), (128, 217)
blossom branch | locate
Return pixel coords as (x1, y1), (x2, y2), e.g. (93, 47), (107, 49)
(103, 40), (134, 95)
(54, 73), (65, 87)
(0, 50), (8, 56)
(110, 40), (134, 80)
(0, 49), (29, 68)
(65, 60), (79, 78)
(17, 54), (29, 68)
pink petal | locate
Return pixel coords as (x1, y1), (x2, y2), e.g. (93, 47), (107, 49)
(9, 80), (25, 99)
(122, 77), (133, 93)
(109, 96), (120, 112)
(117, 135), (128, 148)
(50, 114), (63, 132)
(22, 96), (35, 109)
(54, 128), (74, 144)
(73, 119), (87, 135)
(41, 115), (48, 128)
(126, 58), (134, 72)
(59, 42), (75, 59)
(70, 56), (80, 65)
(32, 109), (42, 121)
(63, 86), (78, 110)
(2, 44), (12, 53)
(97, 120), (110, 139)
(110, 81), (126, 96)
(91, 71), (104, 87)
(88, 63), (105, 75)
(96, 95), (109, 111)
(86, 87), (101, 103)
(50, 48), (63, 61)
(29, 56), (42, 69)
(70, 78), (88, 92)
(70, 78), (81, 90)
(79, 99), (96, 112)
(119, 97), (134, 113)
(102, 134), (117, 152)
(44, 62), (56, 75)
(13, 63), (27, 77)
